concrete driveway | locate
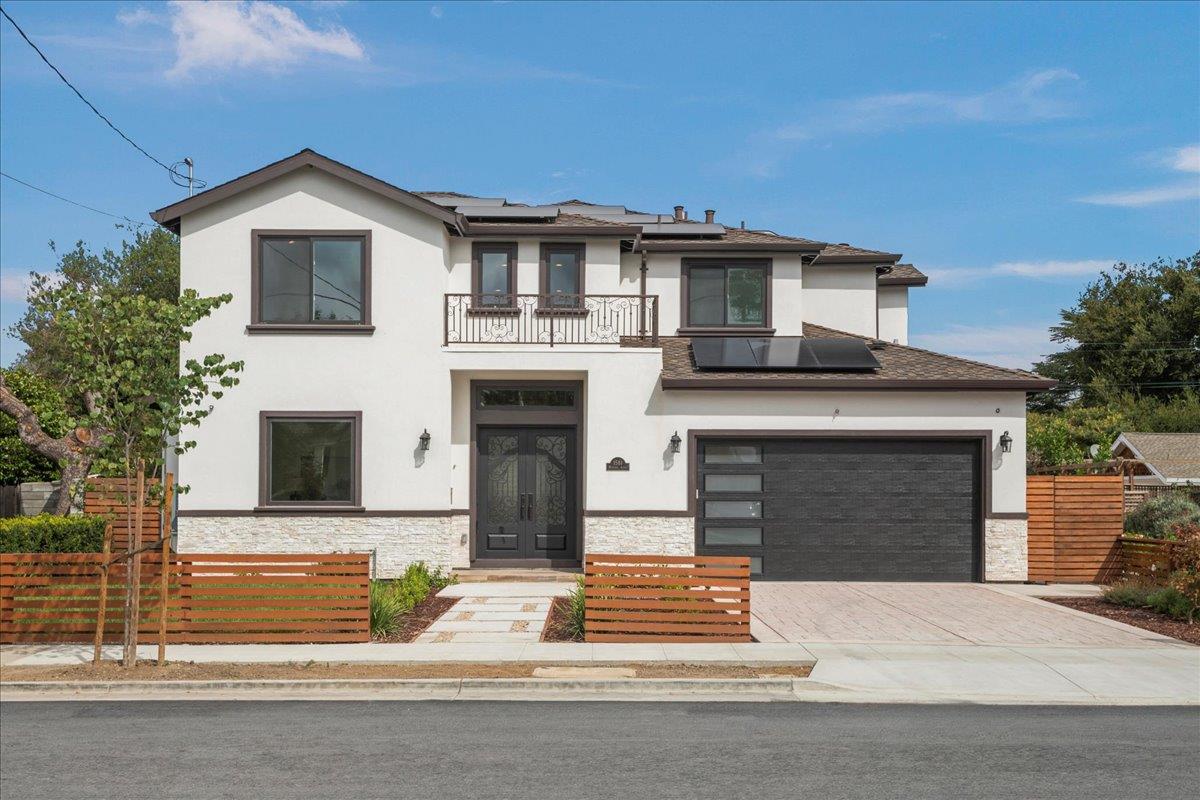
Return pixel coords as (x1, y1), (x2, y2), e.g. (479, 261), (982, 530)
(750, 582), (1185, 647)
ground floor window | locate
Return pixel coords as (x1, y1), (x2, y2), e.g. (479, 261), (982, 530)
(260, 412), (361, 507)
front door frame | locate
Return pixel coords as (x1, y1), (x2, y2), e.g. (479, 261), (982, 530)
(469, 380), (584, 567)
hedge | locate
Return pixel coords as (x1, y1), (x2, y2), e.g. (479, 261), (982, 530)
(0, 514), (108, 553)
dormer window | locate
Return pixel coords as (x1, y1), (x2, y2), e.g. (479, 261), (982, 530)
(681, 258), (772, 333)
(250, 230), (372, 333)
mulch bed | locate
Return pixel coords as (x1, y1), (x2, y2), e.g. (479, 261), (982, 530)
(1046, 597), (1200, 646)
(541, 596), (582, 642)
(374, 594), (459, 643)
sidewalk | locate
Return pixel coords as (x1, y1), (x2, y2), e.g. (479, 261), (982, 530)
(3, 640), (1195, 705)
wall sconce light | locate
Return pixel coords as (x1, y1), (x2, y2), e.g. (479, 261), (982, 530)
(669, 431), (682, 453)
(999, 431), (1012, 453)
(418, 429), (431, 451)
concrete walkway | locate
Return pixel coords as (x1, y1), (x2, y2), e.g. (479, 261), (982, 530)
(414, 582), (567, 644)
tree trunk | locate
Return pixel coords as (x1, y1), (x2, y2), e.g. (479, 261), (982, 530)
(54, 456), (91, 515)
(122, 460), (145, 668)
(0, 381), (107, 516)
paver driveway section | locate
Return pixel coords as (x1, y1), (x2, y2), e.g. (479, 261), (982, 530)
(751, 583), (1185, 646)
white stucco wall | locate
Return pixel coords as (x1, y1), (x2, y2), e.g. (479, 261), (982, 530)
(876, 286), (909, 344)
(801, 264), (878, 337)
(174, 165), (1030, 580)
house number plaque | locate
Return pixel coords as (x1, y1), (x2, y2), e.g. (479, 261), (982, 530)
(606, 457), (630, 471)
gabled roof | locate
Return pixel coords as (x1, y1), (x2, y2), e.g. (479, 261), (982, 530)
(812, 242), (903, 263)
(150, 149), (465, 234)
(879, 264), (928, 286)
(638, 227), (826, 253)
(652, 323), (1056, 391)
(1111, 433), (1200, 483)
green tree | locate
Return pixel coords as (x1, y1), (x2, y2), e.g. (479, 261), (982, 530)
(1032, 254), (1200, 409)
(1026, 405), (1128, 470)
(0, 273), (243, 514)
(11, 227), (180, 383)
(0, 369), (70, 485)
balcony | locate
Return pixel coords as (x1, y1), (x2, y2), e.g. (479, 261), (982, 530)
(444, 294), (659, 346)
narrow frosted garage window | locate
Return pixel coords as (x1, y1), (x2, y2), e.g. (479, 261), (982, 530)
(749, 557), (763, 575)
(704, 474), (763, 493)
(704, 527), (763, 546)
(704, 500), (762, 519)
(703, 444), (762, 464)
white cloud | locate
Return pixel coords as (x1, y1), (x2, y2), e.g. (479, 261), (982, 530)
(923, 259), (1111, 286)
(1078, 143), (1200, 207)
(774, 69), (1080, 142)
(116, 7), (162, 27)
(430, 5), (444, 19)
(164, 0), (365, 80)
(911, 323), (1055, 370)
(1170, 144), (1200, 173)
(0, 272), (31, 302)
(1078, 183), (1200, 208)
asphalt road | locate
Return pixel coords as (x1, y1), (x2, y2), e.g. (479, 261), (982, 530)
(2, 701), (1197, 800)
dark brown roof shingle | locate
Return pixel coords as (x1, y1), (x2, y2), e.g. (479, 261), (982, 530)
(652, 323), (1055, 390)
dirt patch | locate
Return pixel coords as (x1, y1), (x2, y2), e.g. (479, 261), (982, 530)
(374, 594), (458, 643)
(541, 596), (582, 642)
(1, 661), (811, 682)
(1045, 597), (1200, 646)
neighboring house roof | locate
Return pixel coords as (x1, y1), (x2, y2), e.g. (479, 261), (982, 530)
(651, 323), (1057, 390)
(878, 264), (928, 286)
(1111, 433), (1200, 484)
(150, 149), (465, 234)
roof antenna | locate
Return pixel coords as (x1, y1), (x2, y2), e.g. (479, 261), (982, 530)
(740, 220), (745, 229)
(169, 157), (205, 196)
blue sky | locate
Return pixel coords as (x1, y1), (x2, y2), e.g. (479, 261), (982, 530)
(2, 0), (1197, 368)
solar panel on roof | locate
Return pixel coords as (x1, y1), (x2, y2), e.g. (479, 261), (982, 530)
(690, 337), (880, 372)
(691, 337), (758, 369)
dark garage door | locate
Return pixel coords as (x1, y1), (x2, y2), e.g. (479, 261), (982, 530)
(696, 437), (981, 581)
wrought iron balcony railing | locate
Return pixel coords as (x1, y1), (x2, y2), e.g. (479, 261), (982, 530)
(444, 293), (659, 346)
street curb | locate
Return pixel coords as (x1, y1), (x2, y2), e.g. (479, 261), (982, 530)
(0, 677), (799, 701)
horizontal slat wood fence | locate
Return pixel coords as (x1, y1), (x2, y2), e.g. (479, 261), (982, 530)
(1119, 537), (1179, 580)
(83, 477), (163, 552)
(583, 554), (751, 643)
(0, 552), (369, 644)
(1026, 475), (1124, 583)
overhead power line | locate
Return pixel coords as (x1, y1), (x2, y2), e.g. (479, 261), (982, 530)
(0, 4), (205, 190)
(1, 171), (147, 228)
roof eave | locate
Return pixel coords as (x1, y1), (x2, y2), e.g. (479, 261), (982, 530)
(812, 253), (904, 264)
(149, 149), (465, 234)
(878, 276), (929, 287)
(660, 376), (1059, 391)
(638, 241), (826, 253)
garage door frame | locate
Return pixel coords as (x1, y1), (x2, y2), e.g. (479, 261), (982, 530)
(687, 429), (994, 582)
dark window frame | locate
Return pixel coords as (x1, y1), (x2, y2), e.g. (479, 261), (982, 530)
(538, 242), (586, 313)
(258, 410), (363, 511)
(679, 258), (774, 335)
(249, 230), (373, 334)
(471, 241), (519, 312)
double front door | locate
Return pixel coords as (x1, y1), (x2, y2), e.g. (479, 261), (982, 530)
(476, 427), (577, 560)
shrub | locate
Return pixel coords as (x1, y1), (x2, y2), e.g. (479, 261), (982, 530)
(1124, 494), (1200, 538)
(368, 562), (454, 638)
(563, 577), (586, 640)
(1165, 524), (1200, 622)
(1103, 579), (1156, 608)
(0, 514), (107, 552)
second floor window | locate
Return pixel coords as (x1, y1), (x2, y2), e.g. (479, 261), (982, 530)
(684, 259), (771, 329)
(257, 233), (368, 324)
(540, 244), (585, 308)
(472, 242), (518, 308)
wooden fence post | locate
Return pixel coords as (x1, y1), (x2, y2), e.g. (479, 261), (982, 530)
(122, 461), (145, 668)
(92, 522), (114, 665)
(157, 472), (174, 665)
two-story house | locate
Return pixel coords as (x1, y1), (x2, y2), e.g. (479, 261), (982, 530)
(150, 150), (1054, 581)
